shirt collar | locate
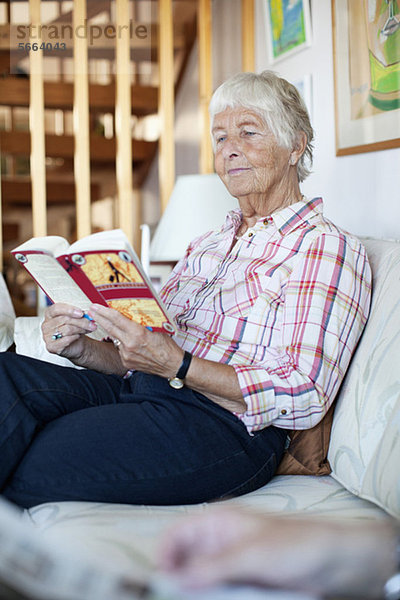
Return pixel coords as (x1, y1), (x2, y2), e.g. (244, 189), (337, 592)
(220, 197), (323, 237)
(272, 197), (323, 236)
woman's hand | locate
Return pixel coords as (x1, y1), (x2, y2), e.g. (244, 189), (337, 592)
(41, 303), (97, 362)
(158, 508), (398, 598)
(88, 304), (184, 379)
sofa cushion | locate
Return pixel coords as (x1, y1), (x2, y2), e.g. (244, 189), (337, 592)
(328, 238), (400, 518)
(26, 476), (387, 574)
(0, 274), (15, 351)
(14, 315), (80, 367)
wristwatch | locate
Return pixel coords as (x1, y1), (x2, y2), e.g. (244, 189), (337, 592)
(168, 351), (193, 389)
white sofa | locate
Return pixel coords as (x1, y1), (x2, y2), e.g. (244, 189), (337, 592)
(2, 237), (400, 582)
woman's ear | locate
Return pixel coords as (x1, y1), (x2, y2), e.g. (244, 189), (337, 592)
(289, 131), (307, 165)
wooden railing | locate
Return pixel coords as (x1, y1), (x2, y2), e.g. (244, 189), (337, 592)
(0, 0), (255, 272)
(29, 0), (47, 240)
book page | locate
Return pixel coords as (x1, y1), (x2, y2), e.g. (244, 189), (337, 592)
(67, 229), (131, 254)
(22, 253), (93, 309)
(13, 235), (70, 256)
(16, 253), (107, 341)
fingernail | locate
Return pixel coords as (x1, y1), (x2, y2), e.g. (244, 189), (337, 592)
(73, 309), (84, 317)
(90, 303), (104, 311)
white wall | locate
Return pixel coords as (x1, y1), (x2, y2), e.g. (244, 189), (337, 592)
(255, 0), (400, 240)
(144, 0), (400, 241)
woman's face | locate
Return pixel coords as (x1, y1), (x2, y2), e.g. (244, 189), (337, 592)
(212, 107), (292, 202)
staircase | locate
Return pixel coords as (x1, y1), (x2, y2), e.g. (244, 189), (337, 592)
(0, 0), (197, 257)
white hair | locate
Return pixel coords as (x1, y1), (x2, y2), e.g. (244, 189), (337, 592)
(209, 71), (314, 182)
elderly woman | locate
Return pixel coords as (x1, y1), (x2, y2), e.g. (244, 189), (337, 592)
(0, 71), (371, 508)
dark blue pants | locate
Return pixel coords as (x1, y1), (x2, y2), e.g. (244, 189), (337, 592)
(0, 353), (287, 509)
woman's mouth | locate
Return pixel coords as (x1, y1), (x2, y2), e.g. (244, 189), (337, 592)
(228, 167), (250, 175)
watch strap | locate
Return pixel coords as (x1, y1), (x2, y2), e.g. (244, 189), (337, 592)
(175, 351), (192, 380)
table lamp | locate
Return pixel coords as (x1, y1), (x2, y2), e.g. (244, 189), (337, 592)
(147, 173), (238, 264)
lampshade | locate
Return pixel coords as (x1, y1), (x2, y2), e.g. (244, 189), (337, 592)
(149, 174), (238, 262)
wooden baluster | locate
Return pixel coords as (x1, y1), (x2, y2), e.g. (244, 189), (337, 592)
(115, 0), (135, 244)
(158, 0), (175, 212)
(242, 0), (255, 72)
(198, 0), (213, 174)
(29, 0), (47, 238)
(0, 151), (2, 272)
(73, 0), (91, 239)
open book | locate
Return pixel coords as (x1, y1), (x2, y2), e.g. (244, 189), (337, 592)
(12, 229), (176, 337)
(0, 497), (319, 600)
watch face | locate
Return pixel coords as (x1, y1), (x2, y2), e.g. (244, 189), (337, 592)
(168, 377), (184, 390)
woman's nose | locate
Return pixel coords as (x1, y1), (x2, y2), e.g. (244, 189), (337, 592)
(221, 137), (240, 158)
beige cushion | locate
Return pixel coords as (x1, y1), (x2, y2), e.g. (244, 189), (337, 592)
(0, 274), (15, 351)
(328, 238), (400, 518)
(14, 316), (80, 368)
(27, 476), (387, 574)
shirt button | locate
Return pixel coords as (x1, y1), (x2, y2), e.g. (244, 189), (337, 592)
(247, 231), (254, 238)
(280, 409), (287, 415)
(263, 217), (272, 226)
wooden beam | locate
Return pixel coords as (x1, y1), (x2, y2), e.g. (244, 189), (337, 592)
(2, 223), (20, 243)
(0, 130), (157, 162)
(158, 0), (175, 212)
(29, 0), (47, 237)
(198, 0), (213, 174)
(115, 0), (135, 245)
(1, 179), (100, 205)
(73, 0), (91, 239)
(0, 78), (158, 116)
(241, 0), (255, 72)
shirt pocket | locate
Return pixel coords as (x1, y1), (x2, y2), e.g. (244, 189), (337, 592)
(213, 263), (283, 320)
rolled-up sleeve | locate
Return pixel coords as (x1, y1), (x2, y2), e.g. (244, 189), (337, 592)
(233, 232), (371, 433)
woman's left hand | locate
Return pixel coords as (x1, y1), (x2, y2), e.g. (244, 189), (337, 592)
(88, 304), (184, 379)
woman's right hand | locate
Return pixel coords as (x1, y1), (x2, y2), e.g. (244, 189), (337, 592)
(41, 303), (97, 362)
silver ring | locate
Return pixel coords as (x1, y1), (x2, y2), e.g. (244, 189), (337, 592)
(113, 338), (121, 348)
(52, 332), (63, 340)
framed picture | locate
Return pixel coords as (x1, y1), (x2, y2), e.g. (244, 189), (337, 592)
(265, 0), (312, 63)
(292, 73), (313, 122)
(332, 0), (400, 155)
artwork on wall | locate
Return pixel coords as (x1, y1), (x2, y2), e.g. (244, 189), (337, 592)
(332, 0), (400, 155)
(292, 74), (313, 122)
(265, 0), (312, 63)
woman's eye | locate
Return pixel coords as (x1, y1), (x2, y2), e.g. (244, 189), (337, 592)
(244, 130), (256, 136)
(216, 136), (226, 144)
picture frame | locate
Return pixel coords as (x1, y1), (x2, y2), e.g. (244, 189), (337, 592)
(332, 0), (400, 156)
(265, 0), (312, 64)
(292, 73), (313, 122)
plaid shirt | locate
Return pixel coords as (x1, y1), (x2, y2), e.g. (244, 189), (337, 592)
(161, 197), (371, 433)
